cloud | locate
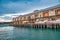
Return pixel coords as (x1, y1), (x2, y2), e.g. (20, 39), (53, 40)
(0, 0), (34, 14)
(1, 0), (60, 14)
(0, 3), (60, 22)
(0, 11), (32, 22)
(0, 16), (11, 22)
(0, 0), (60, 22)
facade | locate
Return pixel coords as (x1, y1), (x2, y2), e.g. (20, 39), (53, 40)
(12, 4), (60, 25)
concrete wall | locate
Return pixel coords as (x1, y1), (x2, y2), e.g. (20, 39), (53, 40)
(38, 12), (43, 17)
(30, 14), (35, 19)
(49, 9), (55, 16)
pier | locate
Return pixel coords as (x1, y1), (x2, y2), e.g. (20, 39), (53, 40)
(11, 4), (60, 29)
(11, 23), (60, 29)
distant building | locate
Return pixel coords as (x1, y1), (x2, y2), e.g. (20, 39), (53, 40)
(12, 4), (60, 25)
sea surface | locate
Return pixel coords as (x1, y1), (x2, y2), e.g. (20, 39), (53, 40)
(0, 24), (60, 40)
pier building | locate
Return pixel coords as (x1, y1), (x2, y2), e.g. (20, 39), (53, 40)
(11, 4), (60, 29)
(12, 4), (60, 25)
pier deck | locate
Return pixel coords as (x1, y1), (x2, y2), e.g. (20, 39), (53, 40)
(11, 23), (60, 29)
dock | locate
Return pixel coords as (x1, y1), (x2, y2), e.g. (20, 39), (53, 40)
(11, 23), (60, 29)
(11, 4), (60, 29)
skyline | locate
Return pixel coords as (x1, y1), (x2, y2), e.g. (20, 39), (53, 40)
(0, 0), (60, 22)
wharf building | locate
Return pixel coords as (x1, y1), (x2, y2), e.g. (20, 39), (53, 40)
(12, 4), (60, 25)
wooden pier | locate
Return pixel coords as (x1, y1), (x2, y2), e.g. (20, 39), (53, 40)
(11, 23), (60, 29)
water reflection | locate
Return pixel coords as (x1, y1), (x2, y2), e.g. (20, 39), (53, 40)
(0, 25), (60, 40)
(0, 26), (13, 31)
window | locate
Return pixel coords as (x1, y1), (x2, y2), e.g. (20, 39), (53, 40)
(40, 15), (41, 17)
(57, 10), (60, 14)
(44, 12), (48, 17)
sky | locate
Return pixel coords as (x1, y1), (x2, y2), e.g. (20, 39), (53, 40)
(0, 0), (60, 22)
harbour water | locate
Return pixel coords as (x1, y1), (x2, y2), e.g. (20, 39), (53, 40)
(0, 24), (60, 40)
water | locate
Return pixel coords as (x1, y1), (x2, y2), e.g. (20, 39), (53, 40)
(0, 24), (60, 40)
